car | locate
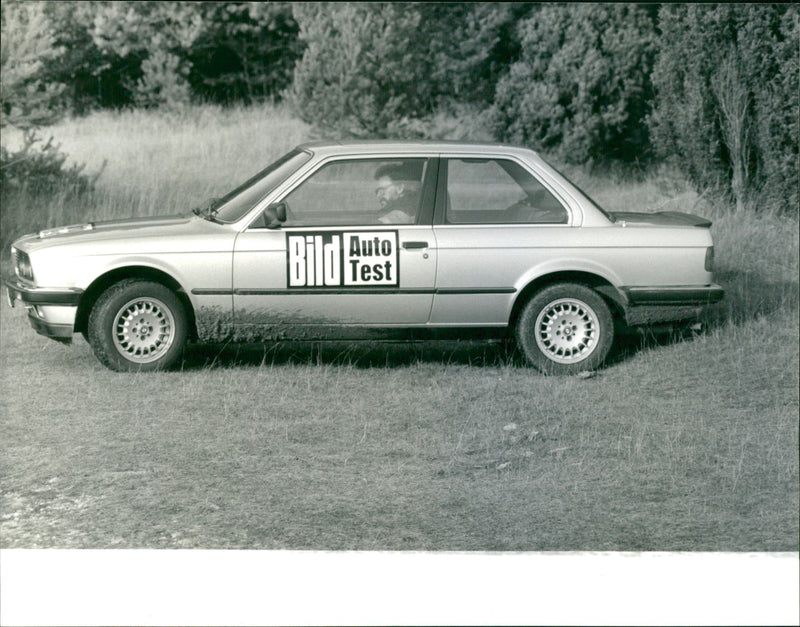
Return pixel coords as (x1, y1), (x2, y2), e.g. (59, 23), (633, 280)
(4, 140), (724, 373)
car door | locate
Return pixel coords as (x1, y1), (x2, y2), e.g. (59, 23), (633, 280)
(430, 155), (575, 326)
(231, 156), (438, 339)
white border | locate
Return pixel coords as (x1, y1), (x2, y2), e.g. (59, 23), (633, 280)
(2, 550), (798, 626)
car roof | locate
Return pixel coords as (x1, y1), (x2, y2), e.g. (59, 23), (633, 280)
(296, 139), (539, 159)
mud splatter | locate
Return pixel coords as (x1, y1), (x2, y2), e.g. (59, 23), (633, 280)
(195, 306), (357, 342)
(195, 306), (235, 342)
(625, 305), (702, 326)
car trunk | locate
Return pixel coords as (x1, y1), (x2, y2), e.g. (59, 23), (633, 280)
(610, 211), (712, 228)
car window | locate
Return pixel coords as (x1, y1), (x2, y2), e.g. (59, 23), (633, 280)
(445, 158), (568, 224)
(279, 158), (429, 227)
(214, 149), (312, 223)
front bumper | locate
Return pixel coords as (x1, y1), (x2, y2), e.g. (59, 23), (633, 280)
(4, 275), (82, 342)
(4, 275), (84, 306)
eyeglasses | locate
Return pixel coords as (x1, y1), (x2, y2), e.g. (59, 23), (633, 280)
(375, 183), (396, 196)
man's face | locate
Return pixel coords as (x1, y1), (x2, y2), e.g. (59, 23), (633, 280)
(375, 176), (404, 208)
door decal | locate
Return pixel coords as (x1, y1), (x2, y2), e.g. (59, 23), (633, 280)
(286, 230), (399, 288)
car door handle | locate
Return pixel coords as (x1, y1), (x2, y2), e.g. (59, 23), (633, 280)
(402, 241), (429, 249)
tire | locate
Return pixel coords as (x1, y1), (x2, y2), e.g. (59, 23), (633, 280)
(88, 279), (187, 372)
(515, 283), (614, 375)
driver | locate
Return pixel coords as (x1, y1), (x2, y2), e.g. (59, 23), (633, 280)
(374, 162), (422, 224)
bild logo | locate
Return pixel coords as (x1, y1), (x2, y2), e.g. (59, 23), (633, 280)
(287, 231), (399, 288)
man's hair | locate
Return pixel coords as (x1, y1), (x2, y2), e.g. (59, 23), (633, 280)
(374, 161), (423, 182)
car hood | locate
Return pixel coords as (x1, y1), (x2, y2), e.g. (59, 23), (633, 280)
(610, 211), (712, 228)
(14, 214), (223, 253)
(40, 214), (191, 238)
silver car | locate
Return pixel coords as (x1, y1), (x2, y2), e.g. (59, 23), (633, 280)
(4, 141), (723, 373)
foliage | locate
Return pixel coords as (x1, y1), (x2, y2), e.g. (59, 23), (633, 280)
(649, 4), (799, 214)
(39, 2), (130, 113)
(187, 3), (301, 105)
(421, 2), (528, 108)
(89, 1), (203, 109)
(1, 2), (96, 247)
(286, 3), (434, 138)
(0, 0), (66, 129)
(1, 131), (97, 196)
(287, 3), (522, 138)
(1, 131), (100, 248)
(489, 4), (658, 165)
(30, 1), (299, 111)
(2, 1), (797, 216)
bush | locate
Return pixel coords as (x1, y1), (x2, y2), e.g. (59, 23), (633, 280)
(489, 4), (658, 166)
(89, 2), (203, 109)
(187, 3), (301, 105)
(1, 131), (101, 249)
(286, 3), (435, 138)
(40, 2), (131, 113)
(1, 0), (66, 129)
(649, 4), (799, 214)
(1, 131), (97, 197)
(286, 3), (520, 139)
(421, 3), (527, 109)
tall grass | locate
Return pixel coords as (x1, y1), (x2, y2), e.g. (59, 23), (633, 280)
(1, 104), (310, 250)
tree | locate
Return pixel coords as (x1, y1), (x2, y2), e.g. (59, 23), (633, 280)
(89, 1), (203, 108)
(1, 1), (97, 247)
(649, 4), (799, 213)
(287, 3), (437, 138)
(37, 2), (129, 113)
(287, 3), (526, 138)
(188, 3), (300, 105)
(489, 4), (658, 165)
(420, 2), (527, 108)
(32, 1), (300, 111)
(710, 47), (753, 212)
(1, 0), (65, 128)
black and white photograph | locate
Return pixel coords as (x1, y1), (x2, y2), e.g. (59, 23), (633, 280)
(1, 2), (798, 625)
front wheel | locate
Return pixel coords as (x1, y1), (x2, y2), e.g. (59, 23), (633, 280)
(515, 283), (614, 374)
(88, 279), (188, 372)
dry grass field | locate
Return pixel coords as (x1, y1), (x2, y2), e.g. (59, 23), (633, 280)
(1, 105), (798, 553)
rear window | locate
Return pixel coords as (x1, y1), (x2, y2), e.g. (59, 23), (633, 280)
(445, 158), (568, 224)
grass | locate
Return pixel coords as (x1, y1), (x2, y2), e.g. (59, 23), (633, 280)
(0, 105), (797, 550)
(1, 104), (310, 250)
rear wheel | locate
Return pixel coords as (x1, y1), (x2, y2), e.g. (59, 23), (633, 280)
(88, 279), (187, 372)
(516, 283), (614, 374)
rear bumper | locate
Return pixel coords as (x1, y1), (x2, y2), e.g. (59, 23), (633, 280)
(622, 284), (725, 306)
(620, 284), (724, 326)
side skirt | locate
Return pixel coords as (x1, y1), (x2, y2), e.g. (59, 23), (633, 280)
(196, 324), (509, 344)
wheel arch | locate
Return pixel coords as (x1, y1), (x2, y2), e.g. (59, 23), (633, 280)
(509, 270), (627, 331)
(75, 266), (197, 340)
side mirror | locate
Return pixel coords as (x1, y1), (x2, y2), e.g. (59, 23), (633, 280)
(263, 202), (287, 229)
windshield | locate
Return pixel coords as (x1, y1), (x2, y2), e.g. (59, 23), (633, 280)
(211, 149), (312, 223)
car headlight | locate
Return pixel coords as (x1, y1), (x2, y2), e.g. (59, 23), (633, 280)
(12, 247), (35, 282)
